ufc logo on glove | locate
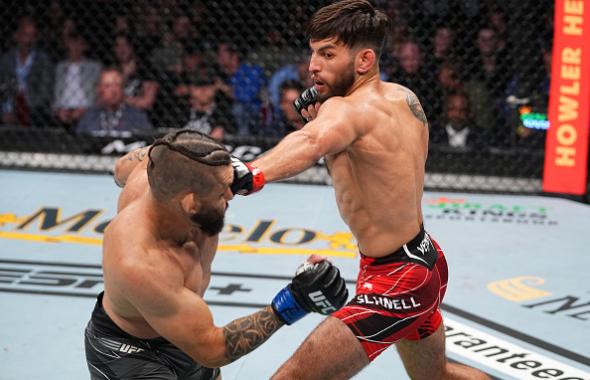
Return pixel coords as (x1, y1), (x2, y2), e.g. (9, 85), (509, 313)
(308, 290), (337, 314)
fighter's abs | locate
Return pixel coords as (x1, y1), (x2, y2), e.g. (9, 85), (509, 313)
(326, 146), (424, 257)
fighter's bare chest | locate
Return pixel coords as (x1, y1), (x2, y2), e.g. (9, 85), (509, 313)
(177, 240), (215, 296)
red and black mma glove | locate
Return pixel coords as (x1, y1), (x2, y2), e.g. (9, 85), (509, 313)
(230, 156), (265, 195)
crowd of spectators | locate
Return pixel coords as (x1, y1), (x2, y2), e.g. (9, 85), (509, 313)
(0, 0), (553, 150)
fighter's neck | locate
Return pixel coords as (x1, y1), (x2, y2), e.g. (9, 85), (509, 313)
(144, 193), (193, 245)
(347, 70), (380, 96)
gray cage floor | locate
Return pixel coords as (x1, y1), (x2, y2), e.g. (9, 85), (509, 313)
(0, 169), (588, 380)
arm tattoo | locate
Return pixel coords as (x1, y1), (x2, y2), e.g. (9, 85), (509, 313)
(223, 306), (283, 362)
(405, 92), (428, 127)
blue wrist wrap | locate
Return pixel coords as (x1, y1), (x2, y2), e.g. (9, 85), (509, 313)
(271, 286), (308, 325)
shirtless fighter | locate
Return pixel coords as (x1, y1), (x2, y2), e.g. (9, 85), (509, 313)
(84, 129), (348, 379)
(230, 1), (491, 379)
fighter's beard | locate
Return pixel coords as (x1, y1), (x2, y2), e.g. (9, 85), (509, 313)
(190, 204), (225, 236)
(318, 61), (355, 102)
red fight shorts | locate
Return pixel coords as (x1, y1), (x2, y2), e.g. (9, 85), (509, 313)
(331, 227), (448, 361)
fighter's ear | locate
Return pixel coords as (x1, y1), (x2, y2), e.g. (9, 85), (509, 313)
(180, 192), (199, 215)
(356, 48), (376, 75)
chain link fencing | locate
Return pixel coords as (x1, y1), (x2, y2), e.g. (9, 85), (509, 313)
(0, 0), (564, 195)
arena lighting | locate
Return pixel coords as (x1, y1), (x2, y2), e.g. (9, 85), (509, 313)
(522, 116), (550, 130)
(519, 108), (550, 130)
(508, 98), (551, 131)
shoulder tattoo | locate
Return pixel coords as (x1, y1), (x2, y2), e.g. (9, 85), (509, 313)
(128, 147), (149, 161)
(405, 92), (428, 127)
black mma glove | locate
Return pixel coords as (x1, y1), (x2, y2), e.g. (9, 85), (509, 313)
(293, 86), (319, 121)
(230, 156), (265, 195)
(271, 260), (348, 325)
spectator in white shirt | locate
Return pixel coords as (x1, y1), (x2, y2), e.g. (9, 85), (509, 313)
(430, 92), (492, 150)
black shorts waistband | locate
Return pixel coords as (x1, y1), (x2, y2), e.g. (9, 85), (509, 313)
(91, 292), (169, 346)
(361, 225), (438, 269)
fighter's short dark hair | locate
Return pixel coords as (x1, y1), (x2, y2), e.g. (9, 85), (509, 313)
(147, 129), (231, 201)
(307, 0), (390, 58)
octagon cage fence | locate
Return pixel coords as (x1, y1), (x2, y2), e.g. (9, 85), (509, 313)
(1, 0), (583, 201)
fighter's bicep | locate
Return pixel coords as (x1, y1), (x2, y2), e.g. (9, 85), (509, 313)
(307, 100), (358, 155)
(123, 268), (221, 363)
(146, 289), (220, 360)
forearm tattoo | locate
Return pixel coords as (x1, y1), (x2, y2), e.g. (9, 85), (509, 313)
(405, 91), (428, 127)
(223, 306), (283, 362)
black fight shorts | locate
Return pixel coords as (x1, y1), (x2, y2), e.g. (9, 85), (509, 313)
(84, 292), (219, 380)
